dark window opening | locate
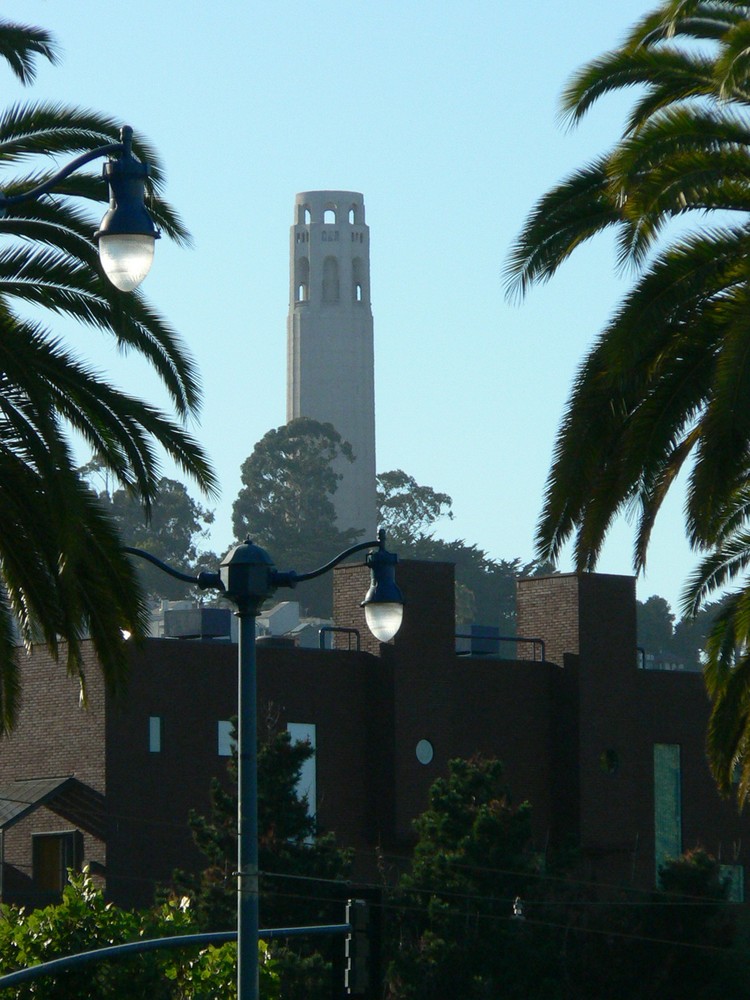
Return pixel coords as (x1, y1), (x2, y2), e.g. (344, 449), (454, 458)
(33, 830), (83, 896)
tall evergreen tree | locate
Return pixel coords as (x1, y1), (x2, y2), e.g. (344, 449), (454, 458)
(173, 724), (351, 1000)
(385, 756), (549, 1000)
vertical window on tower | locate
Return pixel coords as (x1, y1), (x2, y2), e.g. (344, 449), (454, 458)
(324, 207), (336, 224)
(353, 257), (366, 303)
(322, 256), (340, 303)
(296, 257), (309, 302)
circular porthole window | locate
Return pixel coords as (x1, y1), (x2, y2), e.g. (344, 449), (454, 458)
(416, 739), (434, 765)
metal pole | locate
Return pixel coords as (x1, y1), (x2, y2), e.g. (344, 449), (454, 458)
(237, 606), (259, 1000)
(123, 534), (401, 1000)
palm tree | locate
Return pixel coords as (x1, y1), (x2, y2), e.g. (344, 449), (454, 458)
(505, 0), (750, 797)
(0, 20), (216, 731)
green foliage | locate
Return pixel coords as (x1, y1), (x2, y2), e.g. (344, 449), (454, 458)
(505, 0), (750, 569)
(84, 469), (216, 601)
(385, 759), (748, 1000)
(0, 20), (215, 732)
(505, 0), (750, 800)
(376, 469), (554, 629)
(376, 470), (453, 546)
(0, 869), (280, 999)
(232, 418), (362, 616)
(557, 849), (744, 1000)
(171, 724), (351, 1000)
(385, 756), (549, 1000)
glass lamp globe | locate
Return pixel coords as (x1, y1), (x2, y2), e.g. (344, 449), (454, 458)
(364, 601), (404, 643)
(98, 233), (155, 292)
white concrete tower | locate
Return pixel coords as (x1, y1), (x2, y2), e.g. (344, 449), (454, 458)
(287, 191), (376, 539)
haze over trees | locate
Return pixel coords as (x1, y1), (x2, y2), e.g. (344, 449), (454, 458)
(231, 421), (550, 626)
(0, 19), (215, 733)
(81, 465), (217, 602)
(377, 469), (554, 629)
(505, 0), (750, 798)
(637, 594), (724, 671)
(232, 418), (362, 616)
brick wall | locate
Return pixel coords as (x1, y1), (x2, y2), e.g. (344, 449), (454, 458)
(5, 565), (750, 909)
(517, 573), (582, 667)
(0, 644), (107, 903)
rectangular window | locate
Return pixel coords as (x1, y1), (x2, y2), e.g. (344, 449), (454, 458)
(32, 831), (83, 895)
(218, 720), (235, 757)
(149, 716), (161, 753)
(720, 864), (745, 903)
(654, 743), (682, 882)
(287, 722), (317, 821)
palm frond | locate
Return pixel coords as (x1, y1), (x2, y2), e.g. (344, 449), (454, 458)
(560, 46), (717, 131)
(0, 21), (57, 85)
(504, 157), (620, 300)
(681, 530), (750, 616)
(716, 15), (750, 94)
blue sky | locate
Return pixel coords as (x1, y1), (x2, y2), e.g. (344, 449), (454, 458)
(3, 1), (697, 613)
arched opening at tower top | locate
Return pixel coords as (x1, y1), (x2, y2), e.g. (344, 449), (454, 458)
(295, 256), (310, 302)
(324, 208), (336, 224)
(353, 256), (367, 303)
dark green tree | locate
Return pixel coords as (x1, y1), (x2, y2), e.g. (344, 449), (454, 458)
(636, 592), (726, 671)
(376, 469), (454, 546)
(173, 722), (351, 1000)
(404, 533), (552, 631)
(559, 849), (744, 1000)
(671, 599), (722, 670)
(386, 761), (747, 1000)
(504, 0), (750, 797)
(87, 470), (216, 601)
(385, 756), (552, 1000)
(0, 19), (215, 733)
(232, 418), (362, 616)
(637, 595), (678, 666)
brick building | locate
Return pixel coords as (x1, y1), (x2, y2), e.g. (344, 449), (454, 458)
(0, 561), (746, 909)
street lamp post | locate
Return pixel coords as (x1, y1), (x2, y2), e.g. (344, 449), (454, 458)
(125, 529), (403, 1000)
(0, 124), (159, 290)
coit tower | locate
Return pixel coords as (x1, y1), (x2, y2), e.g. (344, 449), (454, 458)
(286, 191), (376, 539)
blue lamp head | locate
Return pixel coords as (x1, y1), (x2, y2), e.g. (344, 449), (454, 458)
(95, 127), (160, 291)
(361, 530), (404, 642)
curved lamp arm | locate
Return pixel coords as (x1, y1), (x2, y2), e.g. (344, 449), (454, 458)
(0, 125), (159, 291)
(122, 546), (222, 592)
(273, 529), (403, 642)
(0, 143), (123, 208)
(271, 528), (388, 587)
(125, 528), (404, 643)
